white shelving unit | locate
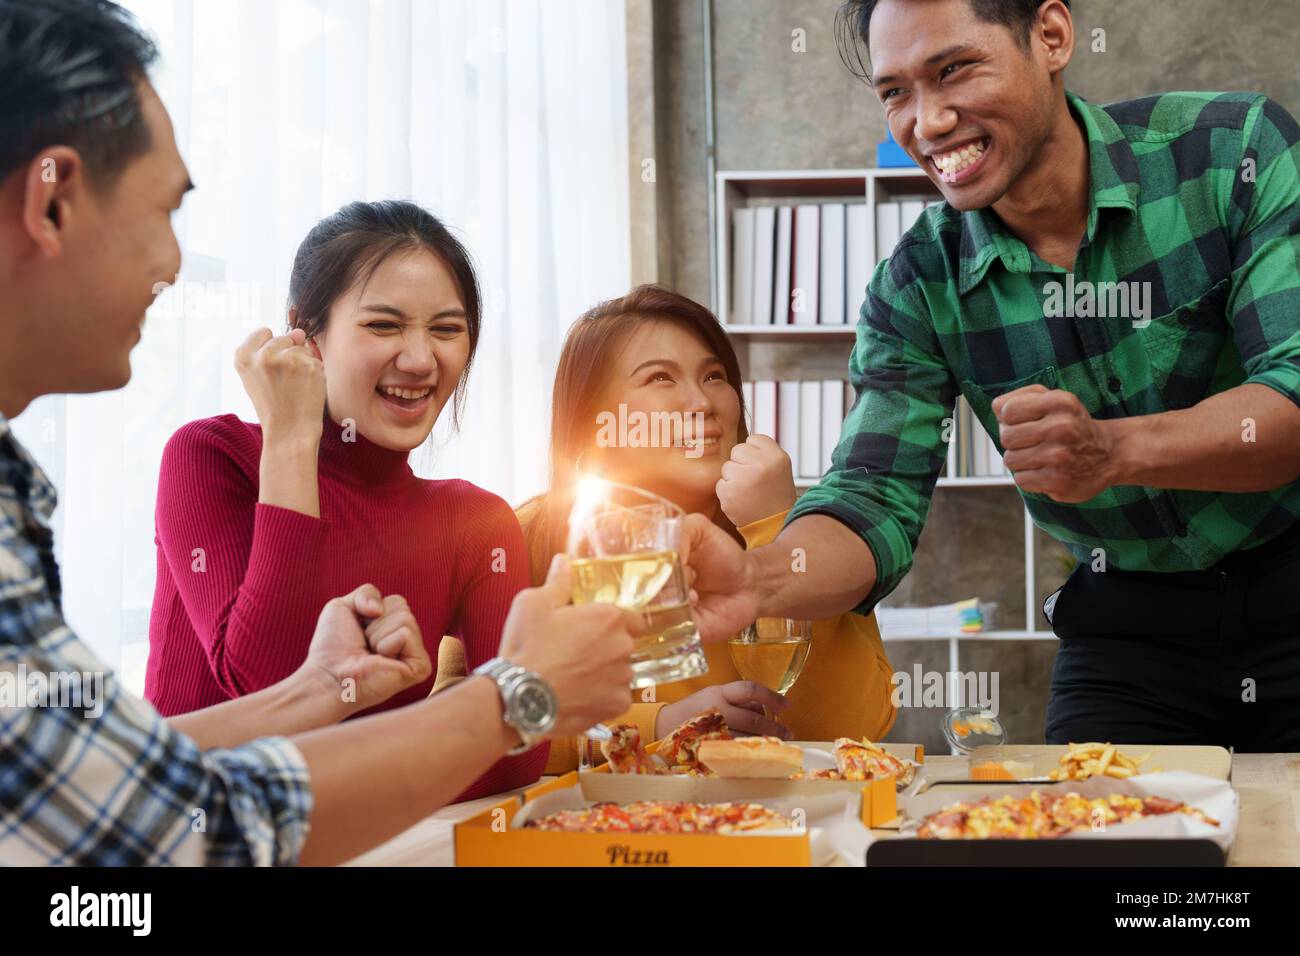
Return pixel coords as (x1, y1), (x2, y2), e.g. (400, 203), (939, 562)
(796, 475), (1020, 490)
(727, 326), (857, 342)
(715, 168), (1057, 706)
(715, 167), (942, 325)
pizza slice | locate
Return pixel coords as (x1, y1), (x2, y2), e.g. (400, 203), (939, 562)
(657, 708), (732, 772)
(599, 723), (663, 774)
(832, 737), (917, 789)
(800, 768), (845, 780)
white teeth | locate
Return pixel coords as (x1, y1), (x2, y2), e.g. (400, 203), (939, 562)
(933, 140), (987, 177)
(380, 386), (431, 400)
(679, 436), (719, 448)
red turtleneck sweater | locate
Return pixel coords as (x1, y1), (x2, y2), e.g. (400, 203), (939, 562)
(144, 414), (547, 800)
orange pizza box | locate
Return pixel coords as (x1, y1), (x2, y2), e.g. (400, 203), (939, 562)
(453, 771), (867, 867)
(580, 739), (921, 828)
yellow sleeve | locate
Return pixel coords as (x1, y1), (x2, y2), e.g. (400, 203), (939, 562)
(542, 701), (666, 775)
(738, 509), (898, 743)
(736, 509), (789, 549)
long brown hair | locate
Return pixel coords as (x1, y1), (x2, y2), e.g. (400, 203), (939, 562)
(519, 284), (749, 585)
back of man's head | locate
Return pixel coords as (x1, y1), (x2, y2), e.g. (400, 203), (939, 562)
(0, 0), (158, 191)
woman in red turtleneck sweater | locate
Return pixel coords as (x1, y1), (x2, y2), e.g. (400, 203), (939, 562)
(145, 200), (546, 799)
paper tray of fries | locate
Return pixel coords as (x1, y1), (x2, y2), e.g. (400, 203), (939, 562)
(969, 743), (1232, 781)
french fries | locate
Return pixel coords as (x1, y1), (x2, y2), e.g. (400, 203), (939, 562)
(1047, 742), (1155, 781)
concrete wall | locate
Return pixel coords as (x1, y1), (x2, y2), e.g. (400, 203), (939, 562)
(633, 0), (1300, 754)
(646, 0), (1300, 299)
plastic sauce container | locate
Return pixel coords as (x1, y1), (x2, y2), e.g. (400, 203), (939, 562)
(942, 706), (1007, 753)
(942, 707), (1044, 780)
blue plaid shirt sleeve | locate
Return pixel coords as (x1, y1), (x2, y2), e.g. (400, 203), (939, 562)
(0, 421), (313, 866)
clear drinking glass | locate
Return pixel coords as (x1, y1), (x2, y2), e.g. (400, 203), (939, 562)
(727, 617), (813, 701)
(567, 477), (709, 688)
(567, 478), (709, 769)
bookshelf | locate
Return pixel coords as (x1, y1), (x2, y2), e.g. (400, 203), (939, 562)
(796, 475), (1019, 490)
(727, 326), (856, 342)
(715, 168), (1056, 674)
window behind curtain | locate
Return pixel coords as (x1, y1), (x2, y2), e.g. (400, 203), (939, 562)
(12, 0), (631, 689)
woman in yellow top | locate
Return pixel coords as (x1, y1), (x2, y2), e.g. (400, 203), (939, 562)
(508, 284), (896, 772)
(433, 285), (897, 765)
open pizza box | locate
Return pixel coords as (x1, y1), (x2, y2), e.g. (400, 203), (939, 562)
(580, 739), (924, 828)
(453, 770), (870, 867)
(862, 771), (1239, 866)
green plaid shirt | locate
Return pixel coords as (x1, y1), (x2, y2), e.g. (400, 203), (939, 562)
(790, 90), (1300, 612)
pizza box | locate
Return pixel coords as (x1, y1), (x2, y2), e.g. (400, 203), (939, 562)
(453, 771), (865, 867)
(579, 740), (924, 828)
(866, 771), (1238, 867)
(867, 837), (1228, 866)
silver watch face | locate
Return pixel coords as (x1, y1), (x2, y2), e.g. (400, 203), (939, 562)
(510, 678), (557, 734)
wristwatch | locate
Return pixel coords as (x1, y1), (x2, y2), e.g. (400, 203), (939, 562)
(471, 657), (558, 755)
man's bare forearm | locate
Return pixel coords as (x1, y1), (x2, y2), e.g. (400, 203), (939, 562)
(293, 676), (519, 867)
(1106, 383), (1300, 492)
(167, 670), (343, 749)
(747, 514), (879, 620)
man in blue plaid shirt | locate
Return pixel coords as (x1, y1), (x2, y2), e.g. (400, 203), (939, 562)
(0, 0), (635, 866)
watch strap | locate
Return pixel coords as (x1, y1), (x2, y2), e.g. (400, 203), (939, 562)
(472, 657), (550, 755)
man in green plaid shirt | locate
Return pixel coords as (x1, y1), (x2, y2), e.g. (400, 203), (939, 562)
(686, 0), (1300, 749)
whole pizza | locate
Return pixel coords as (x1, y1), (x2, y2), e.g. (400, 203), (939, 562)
(524, 800), (793, 834)
(916, 790), (1220, 839)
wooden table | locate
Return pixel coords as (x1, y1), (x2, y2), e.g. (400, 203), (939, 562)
(345, 753), (1300, 867)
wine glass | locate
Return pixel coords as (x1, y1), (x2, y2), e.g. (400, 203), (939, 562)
(727, 617), (813, 721)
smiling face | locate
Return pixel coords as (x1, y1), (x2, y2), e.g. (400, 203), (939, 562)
(309, 248), (469, 452)
(868, 0), (1069, 211)
(586, 320), (742, 516)
(79, 83), (190, 391)
(1, 80), (190, 411)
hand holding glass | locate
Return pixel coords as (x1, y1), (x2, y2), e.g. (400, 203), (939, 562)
(567, 478), (709, 687)
(567, 478), (709, 764)
(728, 617), (812, 697)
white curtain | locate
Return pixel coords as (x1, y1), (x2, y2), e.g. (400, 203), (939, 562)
(11, 0), (631, 689)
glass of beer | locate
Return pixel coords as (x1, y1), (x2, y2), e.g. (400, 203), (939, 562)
(728, 617), (813, 698)
(567, 477), (708, 689)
